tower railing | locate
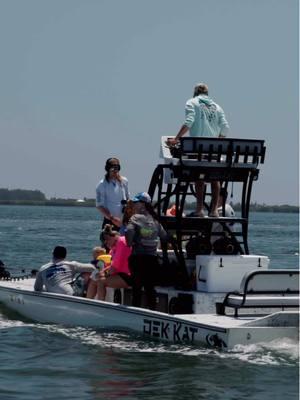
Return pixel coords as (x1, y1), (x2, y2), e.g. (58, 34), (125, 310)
(148, 137), (266, 272)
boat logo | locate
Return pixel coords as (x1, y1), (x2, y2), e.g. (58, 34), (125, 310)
(206, 333), (227, 348)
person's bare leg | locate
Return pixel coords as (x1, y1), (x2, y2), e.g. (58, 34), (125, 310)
(210, 181), (220, 217)
(195, 180), (205, 216)
(96, 275), (129, 301)
(96, 279), (107, 301)
(86, 280), (97, 299)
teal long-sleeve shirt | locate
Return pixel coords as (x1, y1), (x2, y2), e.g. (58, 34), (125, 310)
(184, 95), (229, 137)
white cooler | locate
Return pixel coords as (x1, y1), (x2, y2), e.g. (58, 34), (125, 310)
(196, 255), (269, 292)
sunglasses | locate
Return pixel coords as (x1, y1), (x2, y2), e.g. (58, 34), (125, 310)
(109, 164), (120, 171)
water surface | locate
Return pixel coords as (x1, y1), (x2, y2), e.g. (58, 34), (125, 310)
(0, 206), (298, 399)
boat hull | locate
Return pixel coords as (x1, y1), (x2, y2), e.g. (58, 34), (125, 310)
(0, 279), (298, 349)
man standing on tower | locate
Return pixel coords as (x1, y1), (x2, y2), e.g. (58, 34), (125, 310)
(167, 83), (230, 217)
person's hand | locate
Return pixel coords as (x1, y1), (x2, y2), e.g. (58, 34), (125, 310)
(110, 216), (122, 227)
(166, 138), (178, 146)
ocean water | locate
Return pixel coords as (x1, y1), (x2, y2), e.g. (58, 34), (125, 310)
(0, 205), (299, 400)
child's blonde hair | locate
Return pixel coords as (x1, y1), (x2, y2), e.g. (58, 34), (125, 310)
(92, 246), (106, 259)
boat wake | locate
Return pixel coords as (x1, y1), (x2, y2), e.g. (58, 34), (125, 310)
(36, 325), (300, 366)
(1, 313), (297, 367)
(221, 338), (299, 365)
(0, 315), (31, 329)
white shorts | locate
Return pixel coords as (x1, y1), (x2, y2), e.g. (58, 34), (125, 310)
(90, 269), (100, 281)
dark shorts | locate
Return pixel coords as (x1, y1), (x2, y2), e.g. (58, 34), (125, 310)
(128, 254), (160, 286)
(128, 254), (159, 309)
(117, 272), (133, 286)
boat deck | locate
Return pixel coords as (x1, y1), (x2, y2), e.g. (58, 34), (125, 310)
(0, 277), (35, 290)
(174, 313), (256, 327)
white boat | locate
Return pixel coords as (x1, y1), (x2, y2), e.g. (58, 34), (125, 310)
(0, 270), (298, 349)
(0, 137), (299, 348)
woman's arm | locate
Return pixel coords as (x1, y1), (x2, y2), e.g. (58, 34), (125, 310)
(125, 218), (136, 247)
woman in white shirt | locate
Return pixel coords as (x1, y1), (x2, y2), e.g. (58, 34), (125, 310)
(96, 157), (129, 230)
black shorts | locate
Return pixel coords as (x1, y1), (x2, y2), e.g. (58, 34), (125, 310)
(117, 272), (133, 286)
(128, 254), (160, 287)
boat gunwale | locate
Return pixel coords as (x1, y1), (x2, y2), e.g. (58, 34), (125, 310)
(0, 284), (229, 333)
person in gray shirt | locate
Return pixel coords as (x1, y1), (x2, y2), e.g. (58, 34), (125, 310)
(125, 192), (168, 310)
(34, 246), (95, 295)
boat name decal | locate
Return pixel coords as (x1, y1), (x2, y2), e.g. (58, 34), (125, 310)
(143, 319), (198, 342)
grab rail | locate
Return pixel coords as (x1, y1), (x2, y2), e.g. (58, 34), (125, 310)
(216, 269), (299, 317)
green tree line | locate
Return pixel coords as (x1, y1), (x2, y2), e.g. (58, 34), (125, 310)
(0, 188), (298, 212)
(0, 188), (46, 201)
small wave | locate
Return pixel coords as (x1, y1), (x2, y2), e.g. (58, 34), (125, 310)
(224, 338), (299, 366)
(0, 318), (33, 330)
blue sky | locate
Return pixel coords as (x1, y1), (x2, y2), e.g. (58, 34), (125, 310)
(0, 0), (298, 205)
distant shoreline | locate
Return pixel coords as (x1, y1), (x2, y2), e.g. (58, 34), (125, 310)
(0, 188), (298, 212)
(0, 200), (298, 213)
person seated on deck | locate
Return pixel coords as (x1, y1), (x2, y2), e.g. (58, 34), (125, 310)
(34, 246), (95, 295)
(166, 204), (176, 216)
(86, 225), (132, 300)
(125, 192), (168, 310)
(91, 246), (107, 266)
(86, 246), (111, 299)
(166, 83), (230, 218)
(166, 203), (185, 217)
(0, 260), (10, 279)
(73, 246), (107, 297)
